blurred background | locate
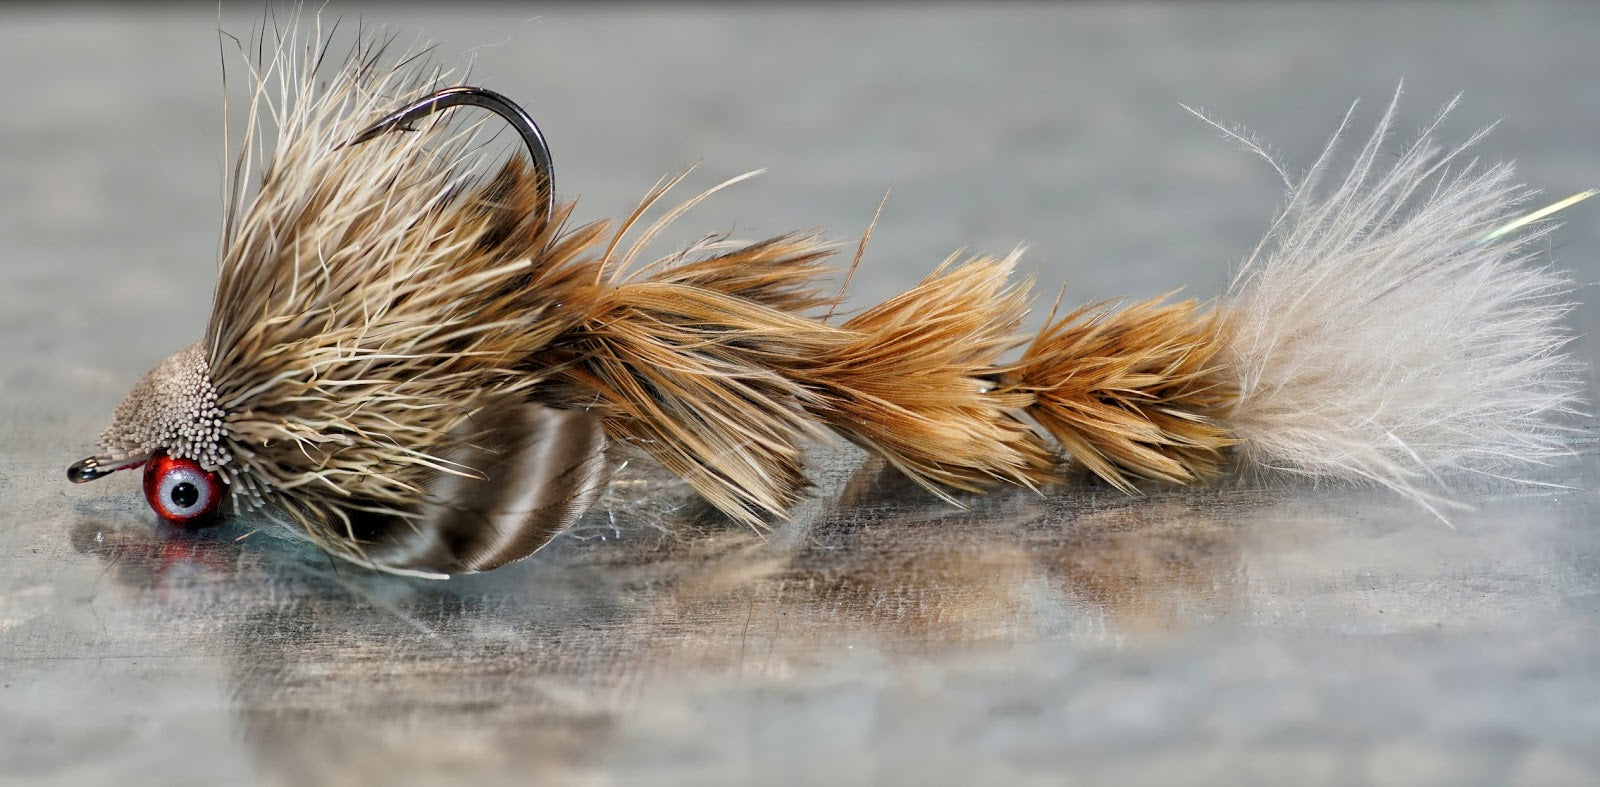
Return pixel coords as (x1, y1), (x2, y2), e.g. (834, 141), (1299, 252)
(2, 4), (1598, 785)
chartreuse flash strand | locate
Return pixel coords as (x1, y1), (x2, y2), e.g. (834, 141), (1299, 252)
(1478, 189), (1598, 245)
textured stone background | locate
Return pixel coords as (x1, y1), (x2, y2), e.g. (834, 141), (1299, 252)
(2, 4), (1598, 785)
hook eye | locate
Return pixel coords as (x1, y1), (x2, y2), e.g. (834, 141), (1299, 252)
(68, 454), (148, 483)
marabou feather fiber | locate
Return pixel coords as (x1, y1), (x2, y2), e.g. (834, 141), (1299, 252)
(88, 17), (1588, 574)
(1209, 94), (1583, 512)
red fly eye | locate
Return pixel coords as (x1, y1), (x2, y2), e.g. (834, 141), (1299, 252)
(142, 453), (224, 526)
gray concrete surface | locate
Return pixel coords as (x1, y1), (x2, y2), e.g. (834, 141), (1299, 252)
(4, 4), (1600, 785)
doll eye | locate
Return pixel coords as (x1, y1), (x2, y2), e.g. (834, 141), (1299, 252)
(142, 453), (223, 525)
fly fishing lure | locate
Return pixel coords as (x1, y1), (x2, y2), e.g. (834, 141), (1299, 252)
(69, 31), (1587, 577)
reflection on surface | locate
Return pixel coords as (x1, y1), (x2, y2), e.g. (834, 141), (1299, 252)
(63, 449), (1257, 780)
(1037, 494), (1250, 632)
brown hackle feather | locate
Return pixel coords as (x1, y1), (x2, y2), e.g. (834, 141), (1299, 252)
(797, 253), (1058, 499)
(554, 280), (840, 526)
(551, 214), (1066, 520)
(535, 177), (841, 527)
(1004, 296), (1237, 492)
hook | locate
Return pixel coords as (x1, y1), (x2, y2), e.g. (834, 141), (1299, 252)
(346, 86), (555, 226)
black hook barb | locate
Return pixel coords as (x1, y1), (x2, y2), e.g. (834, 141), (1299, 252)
(346, 86), (555, 226)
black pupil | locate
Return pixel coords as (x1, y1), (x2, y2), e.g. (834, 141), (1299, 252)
(171, 481), (200, 509)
